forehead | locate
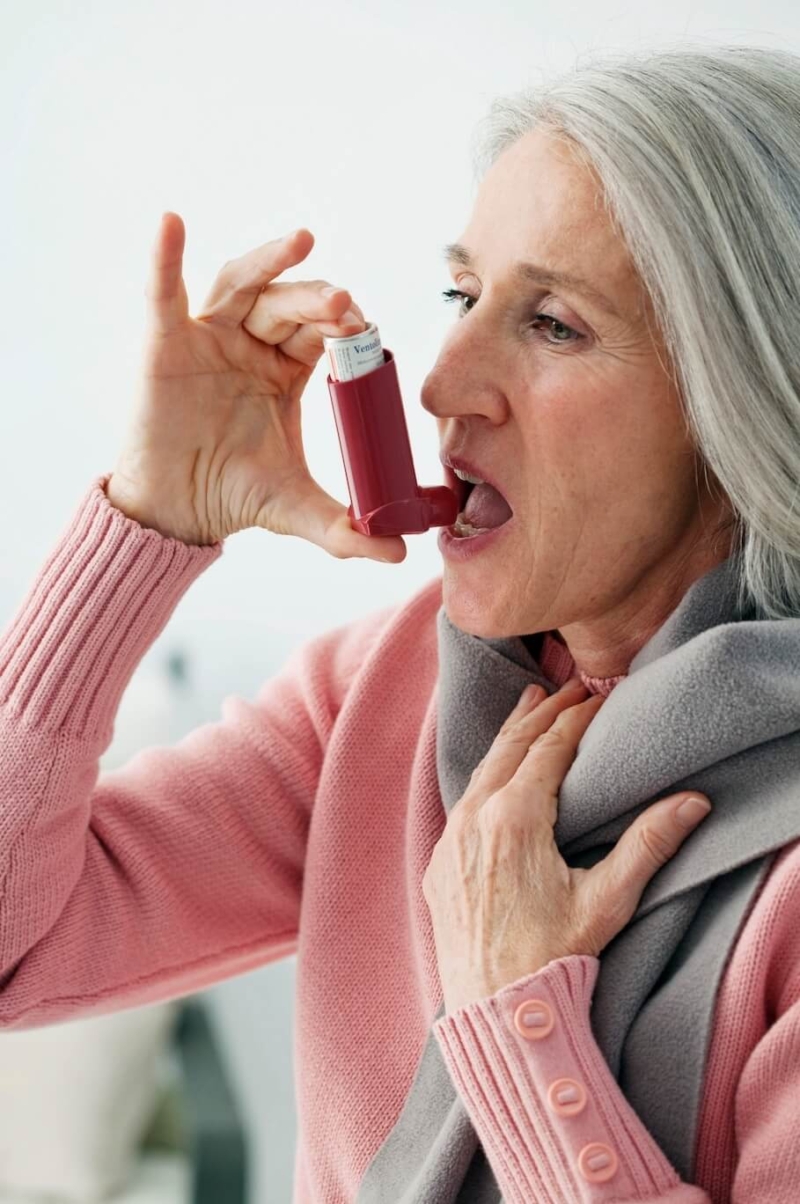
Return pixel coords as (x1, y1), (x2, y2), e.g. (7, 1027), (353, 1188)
(462, 128), (638, 301)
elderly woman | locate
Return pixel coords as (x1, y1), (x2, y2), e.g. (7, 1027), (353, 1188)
(1, 40), (799, 1204)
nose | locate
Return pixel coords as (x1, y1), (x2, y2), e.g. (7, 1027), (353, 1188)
(419, 321), (505, 425)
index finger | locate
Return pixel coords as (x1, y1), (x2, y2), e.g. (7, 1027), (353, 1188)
(506, 692), (605, 805)
(458, 682), (588, 815)
(196, 228), (316, 326)
(243, 280), (365, 349)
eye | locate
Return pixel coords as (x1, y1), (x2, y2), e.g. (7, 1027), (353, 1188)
(441, 288), (476, 317)
(533, 315), (580, 344)
(441, 288), (581, 346)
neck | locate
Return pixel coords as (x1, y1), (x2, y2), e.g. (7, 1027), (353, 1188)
(551, 530), (736, 680)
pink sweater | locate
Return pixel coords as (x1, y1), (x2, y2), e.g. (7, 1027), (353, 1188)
(1, 479), (799, 1203)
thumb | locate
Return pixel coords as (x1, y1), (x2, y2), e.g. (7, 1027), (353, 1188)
(258, 477), (408, 565)
(597, 793), (712, 928)
(146, 212), (190, 335)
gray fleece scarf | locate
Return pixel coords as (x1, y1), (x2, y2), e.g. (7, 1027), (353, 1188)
(357, 551), (800, 1202)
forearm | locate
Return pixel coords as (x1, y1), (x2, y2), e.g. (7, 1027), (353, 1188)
(0, 478), (221, 1011)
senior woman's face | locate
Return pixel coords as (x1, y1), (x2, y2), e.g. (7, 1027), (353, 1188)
(422, 127), (724, 641)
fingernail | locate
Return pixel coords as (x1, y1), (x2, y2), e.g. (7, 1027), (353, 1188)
(321, 285), (344, 297)
(339, 309), (361, 324)
(675, 797), (712, 828)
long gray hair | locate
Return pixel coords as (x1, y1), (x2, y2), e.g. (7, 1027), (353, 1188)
(474, 42), (800, 620)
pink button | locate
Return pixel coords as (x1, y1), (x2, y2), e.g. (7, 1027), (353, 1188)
(577, 1142), (618, 1183)
(513, 998), (554, 1040)
(547, 1077), (587, 1117)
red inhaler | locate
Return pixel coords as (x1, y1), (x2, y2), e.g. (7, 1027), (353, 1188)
(324, 323), (458, 537)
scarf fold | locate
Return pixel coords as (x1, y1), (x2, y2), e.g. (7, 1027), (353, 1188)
(357, 553), (799, 1202)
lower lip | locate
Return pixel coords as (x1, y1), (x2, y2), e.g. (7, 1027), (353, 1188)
(437, 516), (515, 561)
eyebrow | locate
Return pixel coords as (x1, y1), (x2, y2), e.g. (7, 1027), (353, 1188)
(442, 242), (621, 319)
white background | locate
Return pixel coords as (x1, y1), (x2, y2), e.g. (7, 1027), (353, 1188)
(2, 2), (798, 1200)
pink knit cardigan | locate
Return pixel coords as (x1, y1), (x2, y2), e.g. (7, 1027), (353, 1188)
(1, 480), (799, 1203)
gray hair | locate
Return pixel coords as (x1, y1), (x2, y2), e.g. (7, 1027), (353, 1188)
(473, 42), (800, 621)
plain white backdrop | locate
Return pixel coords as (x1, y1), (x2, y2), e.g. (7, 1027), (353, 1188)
(3, 2), (800, 1200)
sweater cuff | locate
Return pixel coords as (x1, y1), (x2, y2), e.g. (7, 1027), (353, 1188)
(433, 955), (686, 1203)
(0, 477), (221, 739)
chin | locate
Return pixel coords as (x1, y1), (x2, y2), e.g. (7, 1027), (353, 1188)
(441, 575), (519, 638)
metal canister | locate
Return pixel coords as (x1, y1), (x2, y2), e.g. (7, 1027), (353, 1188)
(324, 323), (384, 382)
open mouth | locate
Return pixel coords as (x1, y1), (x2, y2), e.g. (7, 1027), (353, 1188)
(457, 480), (482, 531)
(452, 473), (473, 510)
(445, 468), (514, 536)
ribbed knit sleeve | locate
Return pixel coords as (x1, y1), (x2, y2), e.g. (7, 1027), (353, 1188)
(0, 479), (395, 1029)
(433, 955), (710, 1203)
(0, 478), (221, 740)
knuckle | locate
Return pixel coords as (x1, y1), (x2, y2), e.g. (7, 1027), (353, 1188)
(500, 724), (533, 745)
(218, 255), (267, 291)
(527, 771), (552, 792)
(639, 823), (674, 867)
(532, 728), (565, 750)
(478, 788), (507, 816)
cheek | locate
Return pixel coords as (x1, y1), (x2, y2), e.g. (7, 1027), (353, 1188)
(526, 362), (688, 487)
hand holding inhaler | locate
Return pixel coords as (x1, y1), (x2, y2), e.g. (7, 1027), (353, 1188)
(108, 215), (457, 556)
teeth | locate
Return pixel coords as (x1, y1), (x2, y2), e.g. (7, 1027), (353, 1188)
(453, 468), (485, 485)
(453, 513), (490, 537)
(450, 466), (490, 537)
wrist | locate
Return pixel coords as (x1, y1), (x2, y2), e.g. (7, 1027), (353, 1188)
(105, 474), (215, 546)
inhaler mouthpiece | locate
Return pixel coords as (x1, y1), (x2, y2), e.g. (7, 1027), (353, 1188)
(324, 324), (458, 537)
